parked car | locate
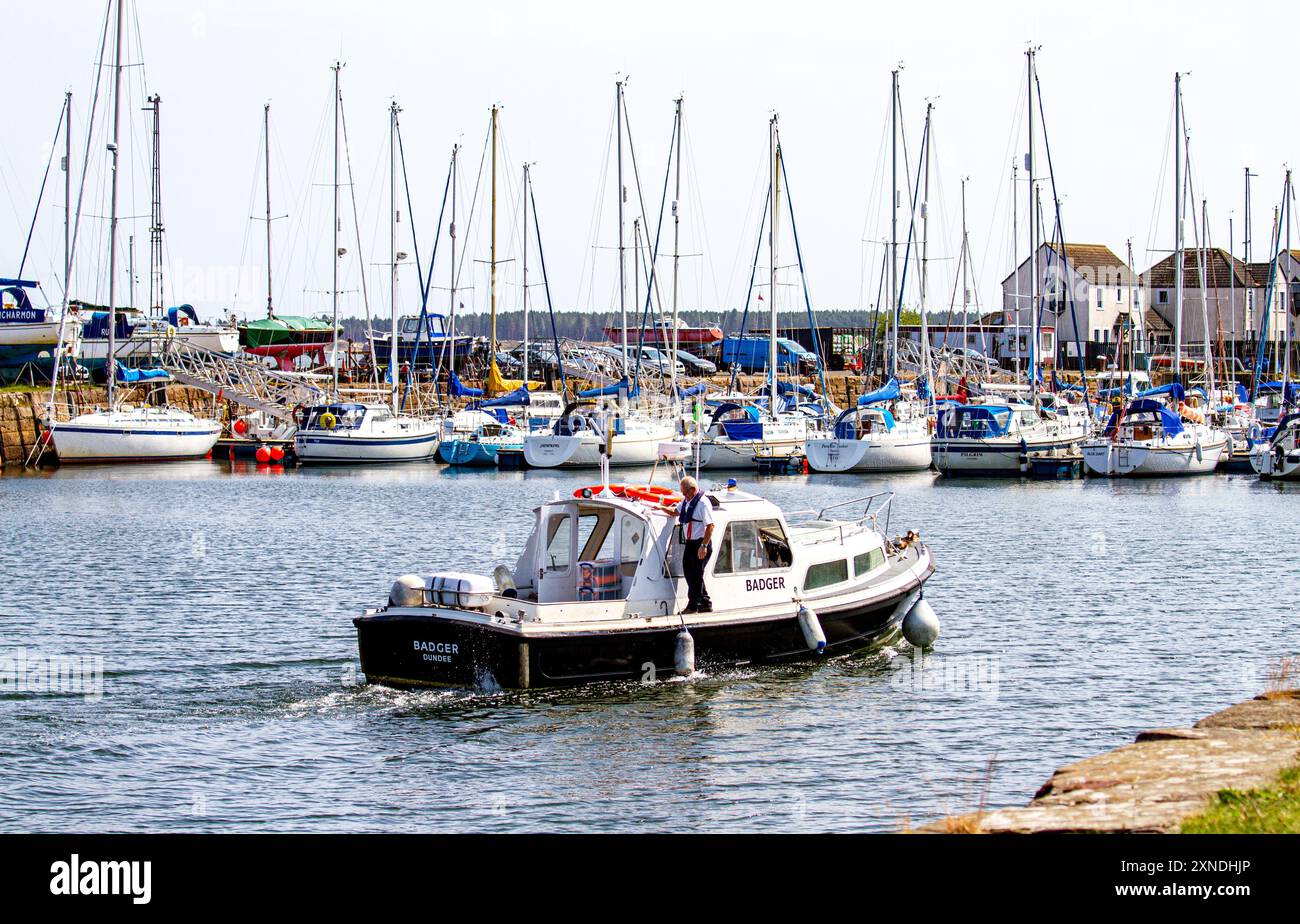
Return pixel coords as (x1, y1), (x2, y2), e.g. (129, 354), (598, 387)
(940, 346), (1000, 372)
(628, 345), (686, 377)
(673, 349), (717, 375)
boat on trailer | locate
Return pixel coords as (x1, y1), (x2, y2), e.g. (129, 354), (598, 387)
(354, 482), (939, 689)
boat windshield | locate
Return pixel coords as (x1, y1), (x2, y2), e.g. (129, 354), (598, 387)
(942, 406), (1012, 438)
(305, 404), (366, 430)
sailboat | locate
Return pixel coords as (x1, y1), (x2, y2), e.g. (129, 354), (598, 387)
(524, 82), (676, 469)
(1082, 72), (1228, 477)
(295, 98), (440, 464)
(698, 114), (832, 470)
(808, 76), (933, 475)
(932, 50), (1091, 476)
(49, 0), (221, 464)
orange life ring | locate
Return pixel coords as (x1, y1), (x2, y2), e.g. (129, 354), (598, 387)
(573, 484), (629, 498)
(624, 485), (683, 506)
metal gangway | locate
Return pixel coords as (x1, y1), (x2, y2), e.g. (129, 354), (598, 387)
(159, 340), (328, 422)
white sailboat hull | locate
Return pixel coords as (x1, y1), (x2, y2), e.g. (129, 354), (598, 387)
(51, 409), (221, 462)
(295, 424), (441, 463)
(523, 427), (676, 468)
(1082, 437), (1226, 476)
(805, 435), (932, 473)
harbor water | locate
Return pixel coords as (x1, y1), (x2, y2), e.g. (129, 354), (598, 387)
(0, 463), (1294, 832)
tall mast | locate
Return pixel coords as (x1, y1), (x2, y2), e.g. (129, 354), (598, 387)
(768, 113), (779, 418)
(1228, 216), (1235, 374)
(50, 90), (73, 414)
(670, 95), (683, 397)
(489, 104), (499, 360)
(889, 69), (899, 379)
(146, 94), (163, 316)
(1244, 167), (1254, 348)
(330, 61), (342, 394)
(1128, 238), (1138, 378)
(616, 79), (628, 377)
(1285, 169), (1293, 387)
(919, 103), (933, 396)
(448, 143), (459, 378)
(106, 0), (124, 408)
(1026, 47), (1038, 396)
(522, 162), (530, 384)
(263, 102), (274, 317)
(959, 173), (969, 359)
(389, 100), (400, 413)
(1012, 158), (1020, 378)
(1173, 72), (1183, 381)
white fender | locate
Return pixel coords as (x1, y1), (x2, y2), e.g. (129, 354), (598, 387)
(797, 605), (827, 654)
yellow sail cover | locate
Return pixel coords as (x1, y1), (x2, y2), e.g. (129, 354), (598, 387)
(485, 358), (541, 396)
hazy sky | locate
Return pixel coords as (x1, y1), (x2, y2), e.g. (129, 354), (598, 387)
(4, 0), (1297, 325)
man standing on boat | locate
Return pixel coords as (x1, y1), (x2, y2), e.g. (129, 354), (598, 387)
(669, 476), (714, 614)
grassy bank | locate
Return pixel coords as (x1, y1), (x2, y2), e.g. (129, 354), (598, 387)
(1181, 762), (1300, 833)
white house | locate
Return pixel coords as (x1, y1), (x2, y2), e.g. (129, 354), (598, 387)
(1001, 243), (1143, 366)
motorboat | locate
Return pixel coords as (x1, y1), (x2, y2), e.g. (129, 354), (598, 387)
(354, 482), (939, 689)
(294, 402), (441, 463)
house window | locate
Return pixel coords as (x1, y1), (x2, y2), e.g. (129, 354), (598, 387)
(1158, 290), (1169, 304)
(1096, 290), (1103, 307)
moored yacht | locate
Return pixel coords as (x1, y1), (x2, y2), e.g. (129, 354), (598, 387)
(931, 396), (1090, 476)
(523, 396), (677, 468)
(805, 377), (932, 473)
(294, 402), (441, 463)
(49, 403), (220, 462)
(1248, 411), (1300, 480)
(1082, 385), (1227, 477)
(354, 481), (939, 689)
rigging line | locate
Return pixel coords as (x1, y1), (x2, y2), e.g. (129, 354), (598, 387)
(626, 99), (678, 391)
(776, 143), (831, 411)
(452, 113), (491, 308)
(576, 103), (616, 314)
(16, 98), (68, 279)
(728, 179), (771, 394)
(528, 173), (566, 393)
(337, 84), (379, 378)
(1032, 65), (1090, 408)
(230, 108), (266, 310)
(68, 0), (113, 305)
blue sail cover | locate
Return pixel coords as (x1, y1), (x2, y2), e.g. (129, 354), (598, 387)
(578, 377), (638, 399)
(448, 370), (484, 398)
(1259, 381), (1300, 404)
(1124, 398), (1184, 437)
(116, 366), (170, 383)
(81, 311), (133, 340)
(166, 304), (200, 327)
(480, 385), (531, 408)
(936, 405), (1013, 439)
(1, 279), (42, 322)
(676, 382), (710, 399)
(1135, 382), (1185, 402)
(857, 377), (901, 407)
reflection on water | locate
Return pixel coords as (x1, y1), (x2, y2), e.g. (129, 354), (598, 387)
(0, 460), (1295, 831)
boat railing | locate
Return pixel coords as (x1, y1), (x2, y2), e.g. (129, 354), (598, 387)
(785, 491), (895, 540)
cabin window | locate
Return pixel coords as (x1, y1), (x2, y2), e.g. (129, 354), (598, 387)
(577, 509), (615, 561)
(805, 559), (848, 590)
(713, 518), (792, 575)
(854, 547), (886, 576)
(402, 318), (418, 333)
(545, 514), (572, 572)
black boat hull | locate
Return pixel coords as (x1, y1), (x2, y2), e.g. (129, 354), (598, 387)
(354, 588), (918, 690)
